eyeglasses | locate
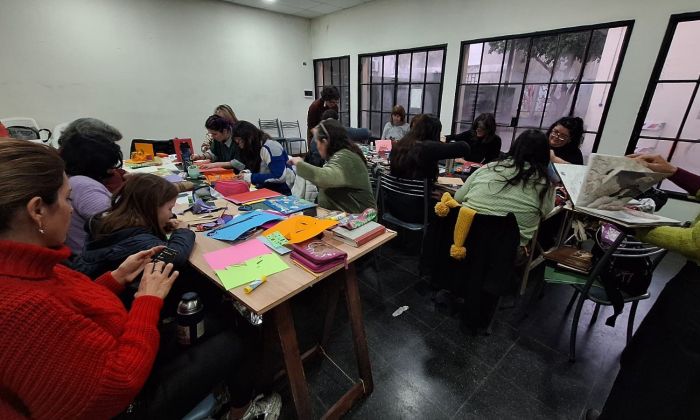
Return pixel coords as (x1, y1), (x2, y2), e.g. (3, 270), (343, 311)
(550, 129), (570, 142)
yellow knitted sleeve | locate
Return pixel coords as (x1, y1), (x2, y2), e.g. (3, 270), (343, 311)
(637, 215), (700, 263)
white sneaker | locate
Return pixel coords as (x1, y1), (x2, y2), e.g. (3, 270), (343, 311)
(240, 393), (282, 420)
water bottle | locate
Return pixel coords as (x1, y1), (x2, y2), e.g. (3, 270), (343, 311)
(177, 292), (205, 346)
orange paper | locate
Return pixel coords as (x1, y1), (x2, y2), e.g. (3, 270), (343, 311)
(134, 142), (155, 158)
(262, 215), (337, 244)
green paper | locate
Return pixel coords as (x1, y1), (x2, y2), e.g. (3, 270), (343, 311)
(216, 253), (289, 290)
(266, 231), (289, 248)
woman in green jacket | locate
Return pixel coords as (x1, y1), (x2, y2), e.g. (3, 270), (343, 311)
(289, 119), (376, 214)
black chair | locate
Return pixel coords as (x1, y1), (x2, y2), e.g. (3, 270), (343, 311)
(130, 139), (176, 155)
(279, 120), (307, 155)
(545, 227), (667, 361)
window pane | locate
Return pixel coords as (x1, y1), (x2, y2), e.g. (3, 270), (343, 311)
(454, 120), (471, 134)
(475, 85), (498, 116)
(398, 53), (411, 82)
(552, 31), (588, 83)
(480, 41), (505, 83)
(633, 138), (674, 157)
(642, 83), (695, 138)
(518, 84), (549, 127)
(370, 84), (382, 111)
(499, 38), (528, 83)
(341, 57), (350, 86)
(382, 85), (395, 111)
(681, 90), (700, 139)
(361, 57), (371, 84)
(383, 54), (396, 83)
(670, 141), (700, 184)
(331, 58), (341, 85)
(582, 27), (628, 82)
(427, 50), (444, 83)
(316, 86), (323, 99)
(361, 85), (369, 110)
(461, 43), (483, 84)
(424, 84), (441, 115)
(371, 56), (383, 83)
(361, 111), (369, 128)
(381, 113), (391, 134)
(456, 85), (478, 124)
(323, 62), (332, 86)
(580, 132), (597, 162)
(526, 35), (558, 83)
(660, 20), (700, 80)
(315, 61), (324, 86)
(411, 51), (427, 82)
(495, 84), (522, 126)
(573, 83), (610, 133)
(543, 83), (576, 127)
(370, 112), (382, 138)
(341, 112), (350, 127)
(341, 86), (350, 113)
(396, 85), (409, 110)
(497, 127), (515, 152)
(409, 84), (424, 113)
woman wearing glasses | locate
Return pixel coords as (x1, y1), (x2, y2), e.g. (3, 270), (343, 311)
(289, 119), (375, 214)
(547, 116), (584, 165)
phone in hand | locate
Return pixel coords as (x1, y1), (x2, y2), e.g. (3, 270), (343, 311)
(152, 247), (179, 265)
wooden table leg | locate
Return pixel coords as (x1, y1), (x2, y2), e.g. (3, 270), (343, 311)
(272, 301), (313, 420)
(342, 263), (373, 394)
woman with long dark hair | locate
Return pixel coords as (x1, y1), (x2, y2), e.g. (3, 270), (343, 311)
(446, 112), (502, 164)
(390, 113), (470, 181)
(454, 129), (554, 245)
(289, 119), (375, 213)
(229, 121), (294, 195)
(192, 114), (242, 170)
(547, 116), (585, 165)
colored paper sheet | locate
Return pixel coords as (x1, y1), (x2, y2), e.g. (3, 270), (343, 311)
(208, 210), (285, 241)
(225, 188), (282, 205)
(203, 239), (271, 270)
(265, 231), (289, 248)
(216, 254), (289, 290)
(257, 236), (291, 255)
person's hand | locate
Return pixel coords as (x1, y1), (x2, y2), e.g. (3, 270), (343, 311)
(134, 261), (179, 300)
(200, 162), (227, 169)
(111, 246), (165, 285)
(288, 156), (303, 166)
(627, 153), (677, 174)
(164, 219), (181, 233)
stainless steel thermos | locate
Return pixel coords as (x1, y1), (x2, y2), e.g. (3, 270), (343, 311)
(176, 292), (204, 346)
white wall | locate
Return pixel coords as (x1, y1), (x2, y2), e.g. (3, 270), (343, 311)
(310, 0), (700, 221)
(0, 0), (314, 153)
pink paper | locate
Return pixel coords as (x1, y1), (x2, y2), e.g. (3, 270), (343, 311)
(375, 139), (393, 152)
(203, 239), (271, 270)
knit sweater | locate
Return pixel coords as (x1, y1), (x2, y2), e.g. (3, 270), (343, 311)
(0, 241), (163, 419)
(295, 148), (376, 213)
(454, 161), (554, 245)
(637, 168), (700, 264)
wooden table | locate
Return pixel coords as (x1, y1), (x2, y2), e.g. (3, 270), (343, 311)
(183, 200), (397, 419)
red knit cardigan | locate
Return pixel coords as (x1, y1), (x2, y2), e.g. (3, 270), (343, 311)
(0, 240), (163, 419)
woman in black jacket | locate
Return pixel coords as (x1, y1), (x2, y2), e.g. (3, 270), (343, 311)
(445, 113), (501, 164)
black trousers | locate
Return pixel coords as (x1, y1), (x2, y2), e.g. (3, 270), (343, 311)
(600, 261), (700, 419)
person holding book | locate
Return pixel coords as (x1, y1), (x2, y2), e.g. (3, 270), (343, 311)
(548, 116), (584, 165)
(454, 129), (555, 246)
(289, 119), (376, 214)
(591, 154), (700, 420)
(445, 113), (502, 164)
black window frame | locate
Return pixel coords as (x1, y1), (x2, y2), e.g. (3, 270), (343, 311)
(313, 55), (351, 127)
(626, 11), (700, 201)
(453, 20), (634, 155)
(358, 44), (448, 137)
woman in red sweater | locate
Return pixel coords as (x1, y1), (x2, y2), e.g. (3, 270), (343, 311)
(0, 140), (280, 420)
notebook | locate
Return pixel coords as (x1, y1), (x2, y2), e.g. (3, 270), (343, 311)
(264, 196), (317, 215)
(225, 188), (282, 205)
(331, 221), (386, 247)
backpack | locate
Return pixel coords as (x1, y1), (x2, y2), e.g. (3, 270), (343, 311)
(6, 125), (51, 141)
(591, 224), (654, 327)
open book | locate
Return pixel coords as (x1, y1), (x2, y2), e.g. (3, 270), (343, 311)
(555, 154), (681, 227)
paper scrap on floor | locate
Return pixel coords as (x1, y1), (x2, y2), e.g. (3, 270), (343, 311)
(216, 254), (289, 290)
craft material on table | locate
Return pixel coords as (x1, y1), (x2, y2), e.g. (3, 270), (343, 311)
(437, 176), (465, 186)
(208, 210), (285, 241)
(264, 231), (289, 247)
(203, 239), (271, 270)
(216, 254), (289, 290)
(225, 188), (282, 205)
(262, 215), (338, 244)
(263, 196), (317, 215)
(257, 235), (292, 255)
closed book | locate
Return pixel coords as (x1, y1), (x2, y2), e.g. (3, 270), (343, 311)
(331, 221), (386, 247)
(543, 246), (593, 273)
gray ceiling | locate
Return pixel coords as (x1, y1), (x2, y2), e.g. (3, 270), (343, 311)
(223, 0), (375, 18)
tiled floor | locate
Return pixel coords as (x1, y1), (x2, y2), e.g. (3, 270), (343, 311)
(275, 233), (685, 419)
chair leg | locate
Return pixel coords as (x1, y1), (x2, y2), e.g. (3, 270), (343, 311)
(565, 289), (580, 313)
(627, 300), (640, 344)
(569, 293), (586, 362)
(589, 303), (601, 326)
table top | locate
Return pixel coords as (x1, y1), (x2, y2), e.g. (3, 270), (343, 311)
(182, 199), (397, 315)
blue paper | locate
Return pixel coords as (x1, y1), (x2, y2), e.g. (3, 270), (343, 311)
(264, 196), (317, 215)
(208, 210), (284, 242)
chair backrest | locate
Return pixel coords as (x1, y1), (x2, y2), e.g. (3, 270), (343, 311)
(258, 119), (282, 139)
(346, 127), (371, 143)
(377, 172), (430, 226)
(279, 120), (302, 139)
(130, 139), (176, 155)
